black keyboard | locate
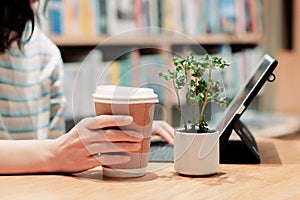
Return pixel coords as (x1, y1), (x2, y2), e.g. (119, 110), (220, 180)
(149, 140), (174, 162)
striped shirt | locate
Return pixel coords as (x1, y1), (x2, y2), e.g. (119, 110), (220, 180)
(0, 22), (66, 140)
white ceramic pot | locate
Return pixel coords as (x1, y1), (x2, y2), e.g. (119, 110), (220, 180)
(174, 129), (219, 176)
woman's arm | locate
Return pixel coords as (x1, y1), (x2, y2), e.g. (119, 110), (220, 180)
(0, 115), (142, 174)
(0, 139), (57, 174)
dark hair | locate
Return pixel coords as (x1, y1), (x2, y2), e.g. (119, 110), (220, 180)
(0, 0), (35, 53)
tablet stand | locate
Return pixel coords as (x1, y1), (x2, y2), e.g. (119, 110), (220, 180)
(220, 119), (261, 164)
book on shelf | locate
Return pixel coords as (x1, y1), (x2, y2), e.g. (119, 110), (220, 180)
(47, 0), (63, 35)
(61, 0), (74, 36)
(45, 0), (264, 38)
(107, 61), (120, 86)
(160, 0), (264, 36)
(206, 0), (223, 34)
(63, 50), (104, 120)
(46, 0), (101, 36)
(100, 51), (169, 103)
(99, 0), (108, 35)
(218, 0), (236, 34)
(106, 0), (136, 35)
(148, 0), (161, 29)
(216, 45), (264, 98)
(119, 57), (133, 86)
(106, 0), (160, 35)
(135, 0), (143, 29)
(162, 0), (176, 30)
(182, 0), (198, 35)
(138, 54), (169, 103)
(197, 0), (208, 34)
(247, 0), (264, 34)
(234, 0), (247, 35)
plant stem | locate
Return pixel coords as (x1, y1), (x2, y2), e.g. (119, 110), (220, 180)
(191, 102), (196, 128)
(199, 93), (207, 129)
(191, 76), (198, 130)
(173, 79), (187, 131)
(184, 62), (195, 130)
(199, 67), (212, 130)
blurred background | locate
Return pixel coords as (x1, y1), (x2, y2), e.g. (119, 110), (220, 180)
(40, 0), (300, 135)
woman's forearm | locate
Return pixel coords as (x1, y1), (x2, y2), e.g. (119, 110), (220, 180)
(0, 139), (56, 174)
(0, 116), (161, 174)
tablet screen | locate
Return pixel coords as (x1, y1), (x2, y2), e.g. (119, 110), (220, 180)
(217, 54), (278, 141)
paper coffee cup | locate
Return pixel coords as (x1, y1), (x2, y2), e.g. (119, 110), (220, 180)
(92, 85), (158, 178)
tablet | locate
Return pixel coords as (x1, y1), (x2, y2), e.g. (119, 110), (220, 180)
(149, 54), (278, 164)
(217, 54), (278, 163)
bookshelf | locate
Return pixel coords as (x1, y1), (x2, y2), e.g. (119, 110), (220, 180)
(49, 34), (263, 46)
(45, 0), (264, 38)
(44, 0), (267, 61)
(42, 0), (273, 127)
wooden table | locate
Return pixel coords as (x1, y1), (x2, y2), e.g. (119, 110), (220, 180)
(0, 133), (299, 200)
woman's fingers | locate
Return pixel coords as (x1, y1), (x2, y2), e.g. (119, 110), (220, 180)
(85, 141), (141, 154)
(89, 154), (131, 166)
(84, 115), (133, 129)
(156, 128), (174, 145)
(77, 122), (144, 143)
(83, 129), (144, 143)
(103, 129), (144, 142)
(152, 120), (175, 144)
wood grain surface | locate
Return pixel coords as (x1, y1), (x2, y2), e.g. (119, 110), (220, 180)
(0, 133), (299, 200)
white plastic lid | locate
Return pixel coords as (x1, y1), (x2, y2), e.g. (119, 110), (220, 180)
(92, 85), (159, 104)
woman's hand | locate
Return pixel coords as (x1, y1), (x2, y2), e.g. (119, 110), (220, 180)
(151, 120), (175, 144)
(0, 116), (173, 174)
(52, 115), (143, 173)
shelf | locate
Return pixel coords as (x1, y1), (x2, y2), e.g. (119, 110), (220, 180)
(48, 34), (263, 47)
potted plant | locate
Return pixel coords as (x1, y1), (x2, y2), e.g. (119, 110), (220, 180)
(159, 53), (230, 176)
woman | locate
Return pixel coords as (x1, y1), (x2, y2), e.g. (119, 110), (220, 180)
(0, 0), (174, 174)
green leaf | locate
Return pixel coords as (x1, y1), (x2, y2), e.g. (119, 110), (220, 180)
(159, 53), (231, 131)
